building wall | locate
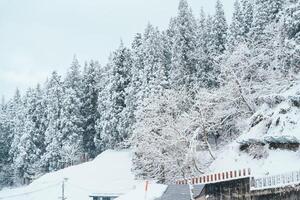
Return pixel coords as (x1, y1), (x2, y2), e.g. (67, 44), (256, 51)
(182, 177), (300, 200)
(250, 186), (300, 200)
(196, 178), (251, 200)
(251, 192), (300, 200)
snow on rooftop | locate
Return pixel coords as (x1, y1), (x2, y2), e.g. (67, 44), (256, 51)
(0, 150), (143, 200)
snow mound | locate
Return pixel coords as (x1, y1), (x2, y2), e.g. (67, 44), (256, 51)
(116, 182), (167, 200)
(0, 150), (143, 200)
(210, 81), (300, 176)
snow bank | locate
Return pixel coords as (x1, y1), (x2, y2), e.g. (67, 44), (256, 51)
(116, 182), (167, 200)
(210, 141), (300, 176)
(0, 150), (143, 200)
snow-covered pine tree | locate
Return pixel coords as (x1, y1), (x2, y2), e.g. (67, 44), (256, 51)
(81, 61), (100, 158)
(60, 57), (84, 165)
(281, 0), (300, 73)
(194, 9), (219, 88)
(12, 87), (45, 184)
(130, 32), (145, 100)
(118, 33), (146, 146)
(196, 1), (227, 89)
(211, 0), (228, 55)
(8, 89), (26, 184)
(194, 11), (222, 88)
(228, 0), (245, 51)
(250, 0), (284, 45)
(96, 42), (133, 150)
(240, 0), (253, 38)
(169, 0), (198, 90)
(141, 24), (169, 97)
(194, 9), (208, 87)
(0, 102), (9, 165)
(41, 71), (64, 172)
(0, 99), (13, 186)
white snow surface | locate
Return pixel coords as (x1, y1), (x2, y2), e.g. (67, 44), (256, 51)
(116, 182), (167, 200)
(210, 81), (300, 177)
(0, 149), (166, 200)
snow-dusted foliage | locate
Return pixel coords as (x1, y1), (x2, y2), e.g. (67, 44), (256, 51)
(210, 79), (300, 177)
(0, 0), (299, 187)
(96, 43), (133, 150)
(81, 61), (101, 157)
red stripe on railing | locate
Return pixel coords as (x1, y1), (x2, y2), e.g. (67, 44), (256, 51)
(175, 168), (252, 185)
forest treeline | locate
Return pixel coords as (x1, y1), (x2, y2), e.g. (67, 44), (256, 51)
(0, 0), (299, 186)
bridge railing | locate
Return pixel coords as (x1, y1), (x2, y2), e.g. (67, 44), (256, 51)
(250, 170), (300, 191)
(176, 168), (251, 185)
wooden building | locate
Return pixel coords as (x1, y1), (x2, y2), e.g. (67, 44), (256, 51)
(175, 169), (300, 200)
(199, 178), (250, 200)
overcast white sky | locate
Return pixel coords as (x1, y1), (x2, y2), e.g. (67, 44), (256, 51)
(0, 0), (235, 99)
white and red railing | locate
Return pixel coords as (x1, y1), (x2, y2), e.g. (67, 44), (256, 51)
(176, 168), (251, 185)
(250, 170), (300, 191)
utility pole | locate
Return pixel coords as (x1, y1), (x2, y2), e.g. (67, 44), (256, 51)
(59, 178), (68, 200)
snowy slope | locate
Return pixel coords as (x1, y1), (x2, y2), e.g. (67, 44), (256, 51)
(116, 182), (167, 200)
(210, 81), (300, 176)
(0, 150), (166, 200)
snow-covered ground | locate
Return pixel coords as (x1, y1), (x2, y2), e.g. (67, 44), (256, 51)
(116, 182), (167, 200)
(0, 150), (166, 200)
(210, 81), (300, 177)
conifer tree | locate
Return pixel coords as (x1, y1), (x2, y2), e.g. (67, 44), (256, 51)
(241, 0), (253, 37)
(170, 0), (198, 90)
(211, 0), (228, 55)
(251, 0), (284, 45)
(228, 0), (245, 50)
(0, 99), (13, 186)
(41, 71), (64, 172)
(13, 87), (45, 183)
(96, 42), (133, 150)
(9, 89), (26, 183)
(60, 57), (84, 164)
(81, 61), (100, 157)
(282, 0), (300, 72)
(141, 24), (168, 96)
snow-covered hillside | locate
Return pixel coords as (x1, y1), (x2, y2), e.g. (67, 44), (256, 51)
(210, 81), (300, 176)
(0, 150), (166, 200)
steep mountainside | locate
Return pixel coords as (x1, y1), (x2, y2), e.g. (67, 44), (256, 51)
(210, 79), (300, 176)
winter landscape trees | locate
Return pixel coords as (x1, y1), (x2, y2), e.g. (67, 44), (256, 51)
(0, 0), (299, 186)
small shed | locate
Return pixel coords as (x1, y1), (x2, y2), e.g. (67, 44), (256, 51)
(89, 193), (123, 200)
